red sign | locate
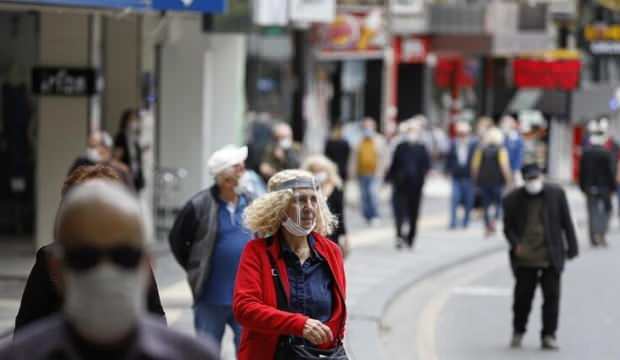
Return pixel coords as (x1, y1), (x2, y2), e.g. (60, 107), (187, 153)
(434, 56), (474, 89)
(513, 59), (581, 90)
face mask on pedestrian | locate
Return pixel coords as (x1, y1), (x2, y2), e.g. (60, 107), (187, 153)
(363, 128), (374, 138)
(86, 147), (102, 162)
(314, 171), (329, 185)
(525, 177), (543, 195)
(279, 138), (292, 150)
(282, 191), (318, 237)
(62, 248), (147, 344)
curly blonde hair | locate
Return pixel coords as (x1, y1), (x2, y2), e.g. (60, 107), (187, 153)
(244, 169), (338, 236)
(301, 155), (343, 189)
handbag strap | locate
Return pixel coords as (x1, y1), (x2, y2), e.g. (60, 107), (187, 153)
(266, 242), (290, 312)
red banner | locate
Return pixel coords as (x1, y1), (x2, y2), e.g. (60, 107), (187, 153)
(513, 59), (581, 90)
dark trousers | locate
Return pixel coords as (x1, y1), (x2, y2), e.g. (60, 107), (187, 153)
(513, 267), (561, 338)
(480, 185), (503, 228)
(394, 182), (424, 246)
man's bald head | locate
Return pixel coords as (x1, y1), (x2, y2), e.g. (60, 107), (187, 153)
(56, 180), (146, 249)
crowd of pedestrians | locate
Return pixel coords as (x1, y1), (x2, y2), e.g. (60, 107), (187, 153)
(3, 108), (618, 358)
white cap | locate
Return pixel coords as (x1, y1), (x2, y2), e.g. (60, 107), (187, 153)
(207, 145), (248, 176)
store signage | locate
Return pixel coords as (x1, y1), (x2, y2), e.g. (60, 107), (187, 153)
(290, 0), (335, 23)
(513, 59), (580, 90)
(314, 10), (385, 52)
(32, 67), (98, 96)
(7, 0), (147, 8)
(152, 0), (226, 13)
(584, 24), (620, 41)
(394, 37), (428, 64)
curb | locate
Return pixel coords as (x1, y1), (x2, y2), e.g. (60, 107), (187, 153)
(345, 243), (505, 360)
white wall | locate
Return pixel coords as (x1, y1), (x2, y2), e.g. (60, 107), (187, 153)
(36, 13), (90, 248)
(160, 17), (246, 207)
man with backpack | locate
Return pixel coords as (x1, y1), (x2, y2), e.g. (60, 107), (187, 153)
(472, 127), (512, 236)
(169, 145), (254, 355)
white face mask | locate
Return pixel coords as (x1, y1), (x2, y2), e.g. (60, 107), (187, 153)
(525, 178), (544, 195)
(279, 138), (292, 150)
(63, 263), (146, 344)
(282, 216), (315, 237)
(86, 148), (101, 162)
(315, 172), (329, 184)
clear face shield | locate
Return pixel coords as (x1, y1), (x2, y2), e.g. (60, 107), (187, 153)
(273, 177), (327, 237)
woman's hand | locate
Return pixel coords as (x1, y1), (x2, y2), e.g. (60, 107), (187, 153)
(302, 318), (334, 345)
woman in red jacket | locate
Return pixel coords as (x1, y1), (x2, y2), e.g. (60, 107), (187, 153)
(233, 169), (348, 360)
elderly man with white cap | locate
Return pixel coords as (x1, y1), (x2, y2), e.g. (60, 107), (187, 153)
(169, 145), (254, 354)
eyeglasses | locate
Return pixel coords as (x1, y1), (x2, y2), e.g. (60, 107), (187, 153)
(61, 245), (144, 272)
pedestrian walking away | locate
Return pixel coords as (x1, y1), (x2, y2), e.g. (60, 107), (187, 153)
(233, 169), (348, 360)
(1, 181), (218, 360)
(324, 123), (352, 183)
(471, 127), (512, 236)
(113, 109), (147, 192)
(351, 117), (385, 225)
(14, 164), (166, 333)
(303, 155), (351, 257)
(503, 163), (578, 351)
(385, 121), (431, 249)
(579, 124), (616, 248)
(501, 115), (525, 186)
(445, 121), (477, 229)
(169, 145), (254, 354)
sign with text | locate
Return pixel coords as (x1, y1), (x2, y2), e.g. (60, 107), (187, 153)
(32, 67), (98, 96)
(152, 0), (226, 13)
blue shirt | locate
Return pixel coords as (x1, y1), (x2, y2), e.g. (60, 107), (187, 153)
(199, 194), (251, 305)
(280, 236), (333, 323)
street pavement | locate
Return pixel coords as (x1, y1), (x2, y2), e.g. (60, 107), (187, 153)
(1, 176), (609, 360)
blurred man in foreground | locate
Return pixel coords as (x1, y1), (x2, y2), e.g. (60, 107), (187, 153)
(1, 181), (218, 359)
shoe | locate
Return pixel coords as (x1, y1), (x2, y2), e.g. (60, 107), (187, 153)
(541, 336), (559, 350)
(395, 238), (403, 250)
(510, 333), (523, 349)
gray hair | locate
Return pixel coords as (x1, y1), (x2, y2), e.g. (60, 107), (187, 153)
(55, 180), (146, 244)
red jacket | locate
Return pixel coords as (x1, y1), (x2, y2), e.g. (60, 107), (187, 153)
(233, 232), (347, 360)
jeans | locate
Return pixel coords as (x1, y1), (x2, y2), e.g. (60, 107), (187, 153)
(513, 267), (561, 338)
(450, 178), (475, 228)
(194, 303), (241, 353)
(480, 185), (503, 229)
(586, 194), (611, 244)
(358, 175), (379, 221)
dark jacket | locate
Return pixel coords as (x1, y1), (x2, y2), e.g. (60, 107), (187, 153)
(14, 245), (166, 333)
(579, 145), (616, 196)
(503, 184), (578, 273)
(325, 139), (352, 181)
(445, 139), (476, 179)
(114, 132), (145, 191)
(327, 187), (347, 242)
(385, 141), (431, 188)
(169, 186), (254, 302)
